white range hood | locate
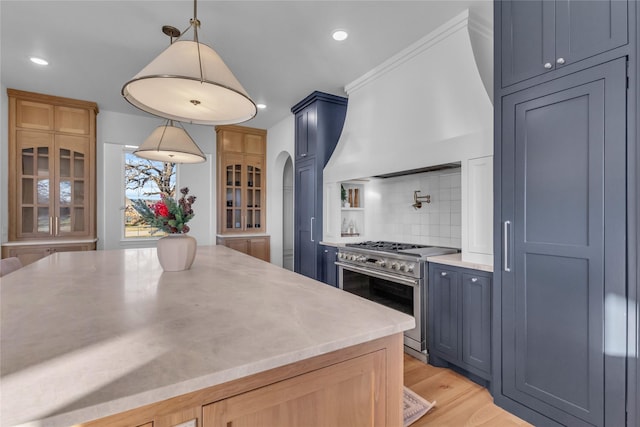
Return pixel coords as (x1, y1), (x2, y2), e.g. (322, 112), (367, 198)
(323, 10), (494, 265)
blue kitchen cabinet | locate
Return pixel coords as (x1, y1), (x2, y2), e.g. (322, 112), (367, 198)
(292, 92), (347, 282)
(429, 264), (491, 384)
(500, 0), (628, 87)
(495, 0), (636, 424)
(498, 58), (627, 427)
(321, 245), (338, 287)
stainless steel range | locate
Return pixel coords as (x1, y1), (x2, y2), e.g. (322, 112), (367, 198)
(336, 241), (457, 361)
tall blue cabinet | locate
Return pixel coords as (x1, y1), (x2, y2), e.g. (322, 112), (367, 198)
(291, 92), (347, 281)
(494, 1), (638, 426)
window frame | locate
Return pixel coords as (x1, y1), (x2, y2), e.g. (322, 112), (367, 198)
(120, 146), (178, 241)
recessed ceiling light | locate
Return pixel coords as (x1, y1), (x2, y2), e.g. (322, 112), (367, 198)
(257, 104), (267, 109)
(332, 30), (348, 42)
(29, 57), (49, 66)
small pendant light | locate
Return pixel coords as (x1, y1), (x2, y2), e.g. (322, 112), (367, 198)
(134, 120), (206, 164)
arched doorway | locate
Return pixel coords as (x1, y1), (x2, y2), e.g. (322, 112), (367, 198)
(282, 157), (294, 270)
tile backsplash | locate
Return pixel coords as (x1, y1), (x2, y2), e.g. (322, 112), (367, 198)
(366, 168), (461, 248)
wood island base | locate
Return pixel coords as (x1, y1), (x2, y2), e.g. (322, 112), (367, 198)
(79, 333), (404, 427)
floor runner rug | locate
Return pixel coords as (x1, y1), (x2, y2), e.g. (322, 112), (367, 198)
(403, 386), (436, 427)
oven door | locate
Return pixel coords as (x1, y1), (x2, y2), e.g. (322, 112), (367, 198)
(336, 262), (423, 352)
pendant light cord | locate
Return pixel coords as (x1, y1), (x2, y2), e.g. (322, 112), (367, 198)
(190, 0), (205, 84)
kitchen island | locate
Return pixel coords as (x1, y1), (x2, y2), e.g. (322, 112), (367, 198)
(0, 245), (413, 427)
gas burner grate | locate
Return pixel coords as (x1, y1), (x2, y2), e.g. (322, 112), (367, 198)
(346, 241), (428, 252)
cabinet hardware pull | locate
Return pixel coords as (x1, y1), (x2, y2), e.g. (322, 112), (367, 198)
(471, 277), (478, 282)
(504, 220), (511, 272)
(556, 57), (565, 65)
(310, 217), (315, 242)
(55, 217), (59, 236)
(49, 217), (53, 236)
(544, 62), (553, 69)
(441, 271), (447, 277)
(301, 153), (307, 157)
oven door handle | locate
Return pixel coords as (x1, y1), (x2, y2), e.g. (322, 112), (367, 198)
(335, 262), (419, 287)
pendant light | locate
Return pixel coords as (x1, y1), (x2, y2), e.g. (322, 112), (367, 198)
(122, 0), (257, 125)
(134, 120), (206, 164)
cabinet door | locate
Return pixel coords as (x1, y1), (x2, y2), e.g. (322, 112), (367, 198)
(294, 106), (317, 160)
(245, 155), (264, 232)
(501, 0), (554, 86)
(16, 99), (54, 130)
(500, 0), (628, 87)
(321, 246), (338, 287)
(55, 105), (90, 135)
(461, 273), (491, 374)
(248, 237), (270, 262)
(294, 159), (317, 279)
(224, 238), (249, 254)
(3, 246), (50, 266)
(203, 350), (386, 427)
(220, 153), (245, 233)
(555, 0), (627, 69)
(501, 59), (626, 426)
(15, 130), (54, 238)
(430, 267), (459, 360)
(55, 134), (91, 237)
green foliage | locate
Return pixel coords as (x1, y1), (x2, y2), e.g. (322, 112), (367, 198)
(131, 187), (196, 234)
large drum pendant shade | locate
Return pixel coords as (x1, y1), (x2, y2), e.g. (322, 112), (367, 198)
(122, 40), (257, 125)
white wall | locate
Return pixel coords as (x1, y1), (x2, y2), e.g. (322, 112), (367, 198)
(98, 110), (216, 250)
(265, 114), (295, 268)
(365, 169), (462, 248)
(0, 84), (7, 243)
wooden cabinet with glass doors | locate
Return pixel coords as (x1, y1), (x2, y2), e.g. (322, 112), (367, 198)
(216, 125), (267, 234)
(3, 89), (97, 265)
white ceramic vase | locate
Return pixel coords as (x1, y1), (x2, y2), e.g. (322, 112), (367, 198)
(156, 234), (197, 272)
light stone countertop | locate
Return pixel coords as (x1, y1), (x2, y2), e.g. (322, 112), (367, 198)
(426, 253), (493, 272)
(0, 246), (414, 427)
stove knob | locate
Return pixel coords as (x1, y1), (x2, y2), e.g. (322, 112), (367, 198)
(391, 262), (399, 270)
(399, 263), (407, 272)
(407, 263), (415, 273)
(357, 256), (367, 262)
(337, 253), (343, 259)
(348, 255), (354, 261)
(376, 260), (386, 267)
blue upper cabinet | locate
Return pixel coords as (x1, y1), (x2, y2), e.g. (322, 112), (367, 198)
(292, 92), (347, 282)
(501, 0), (628, 87)
(294, 106), (317, 161)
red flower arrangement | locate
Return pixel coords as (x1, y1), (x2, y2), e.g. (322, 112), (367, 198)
(132, 187), (196, 234)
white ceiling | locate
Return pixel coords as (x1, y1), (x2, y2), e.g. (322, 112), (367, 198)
(1, 1), (492, 130)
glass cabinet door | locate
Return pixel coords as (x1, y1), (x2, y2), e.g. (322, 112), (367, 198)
(55, 134), (90, 236)
(222, 154), (245, 233)
(245, 155), (264, 231)
(16, 130), (54, 238)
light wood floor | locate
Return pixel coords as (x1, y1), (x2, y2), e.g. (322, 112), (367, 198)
(404, 355), (533, 427)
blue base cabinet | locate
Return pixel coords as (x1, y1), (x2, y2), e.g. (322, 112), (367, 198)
(292, 92), (347, 282)
(429, 264), (491, 383)
(321, 245), (338, 287)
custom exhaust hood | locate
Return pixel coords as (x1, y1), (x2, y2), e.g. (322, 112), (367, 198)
(323, 10), (495, 266)
(323, 9), (493, 184)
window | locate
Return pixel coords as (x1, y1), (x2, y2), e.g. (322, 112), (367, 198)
(124, 151), (176, 238)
